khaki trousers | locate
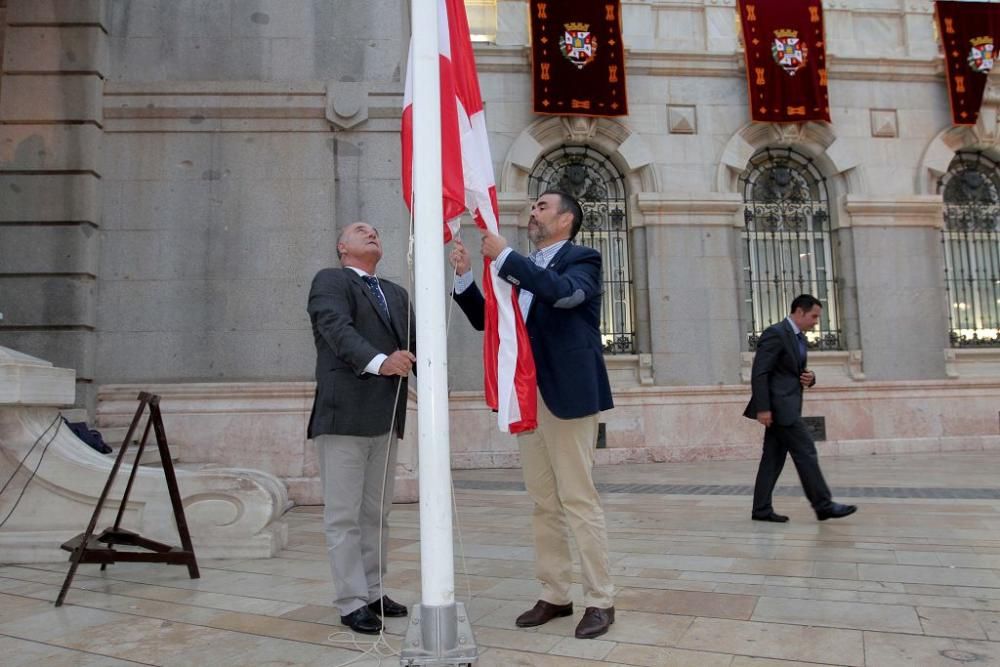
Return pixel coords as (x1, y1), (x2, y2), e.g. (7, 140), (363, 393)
(518, 393), (615, 608)
(314, 432), (398, 616)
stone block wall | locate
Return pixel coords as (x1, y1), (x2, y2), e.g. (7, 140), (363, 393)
(3, 0), (999, 478)
(0, 0), (108, 409)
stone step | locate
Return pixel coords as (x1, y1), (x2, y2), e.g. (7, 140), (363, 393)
(60, 408), (90, 423)
(100, 427), (178, 467)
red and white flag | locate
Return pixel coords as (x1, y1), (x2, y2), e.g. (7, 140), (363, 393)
(401, 0), (537, 433)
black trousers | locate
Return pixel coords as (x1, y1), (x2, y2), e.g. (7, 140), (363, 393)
(752, 418), (833, 516)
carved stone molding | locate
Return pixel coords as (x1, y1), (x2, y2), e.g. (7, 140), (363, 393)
(103, 81), (401, 133)
(325, 81), (369, 130)
(740, 350), (865, 384)
(472, 45), (944, 82)
(944, 347), (1000, 379)
(717, 121), (863, 195)
(499, 116), (660, 195)
(843, 195), (944, 228)
(0, 346), (288, 563)
(635, 192), (743, 228)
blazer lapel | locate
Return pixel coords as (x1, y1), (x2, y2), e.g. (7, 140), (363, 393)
(347, 269), (393, 331)
(526, 242), (574, 321)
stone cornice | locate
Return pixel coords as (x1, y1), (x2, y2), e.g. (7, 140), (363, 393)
(446, 377), (1000, 407)
(103, 81), (404, 131)
(843, 195), (944, 228)
(473, 45), (944, 82)
(497, 191), (529, 216)
(635, 192), (743, 227)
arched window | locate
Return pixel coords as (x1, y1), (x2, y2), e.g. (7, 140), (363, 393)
(740, 147), (842, 350)
(528, 145), (635, 354)
(939, 151), (1000, 346)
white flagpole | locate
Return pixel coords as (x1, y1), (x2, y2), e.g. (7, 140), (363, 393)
(403, 0), (476, 663)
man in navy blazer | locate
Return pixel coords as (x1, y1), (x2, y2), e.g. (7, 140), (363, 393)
(450, 191), (615, 639)
(744, 294), (857, 523)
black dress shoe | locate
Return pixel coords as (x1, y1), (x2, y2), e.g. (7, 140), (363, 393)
(340, 605), (383, 635)
(368, 595), (407, 618)
(515, 600), (573, 628)
(575, 606), (614, 639)
(816, 503), (857, 521)
(752, 512), (789, 523)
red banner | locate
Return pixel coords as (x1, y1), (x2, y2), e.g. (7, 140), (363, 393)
(738, 0), (830, 123)
(936, 1), (1000, 126)
(530, 0), (627, 117)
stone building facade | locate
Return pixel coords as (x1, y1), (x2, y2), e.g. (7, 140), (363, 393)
(1, 0), (998, 504)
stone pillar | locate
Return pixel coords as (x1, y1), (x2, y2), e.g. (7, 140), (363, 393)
(0, 0), (108, 411)
(844, 196), (949, 380)
(637, 193), (744, 385)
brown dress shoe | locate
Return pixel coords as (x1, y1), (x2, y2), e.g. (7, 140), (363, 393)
(575, 606), (614, 639)
(515, 600), (573, 628)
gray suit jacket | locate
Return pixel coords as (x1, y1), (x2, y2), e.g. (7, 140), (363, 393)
(307, 267), (415, 439)
(743, 319), (814, 427)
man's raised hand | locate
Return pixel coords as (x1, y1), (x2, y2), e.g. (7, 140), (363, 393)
(479, 226), (508, 260)
(449, 237), (471, 274)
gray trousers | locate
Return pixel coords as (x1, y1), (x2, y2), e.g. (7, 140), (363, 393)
(314, 432), (399, 615)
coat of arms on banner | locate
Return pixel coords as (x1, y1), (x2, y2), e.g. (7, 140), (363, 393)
(771, 29), (808, 75)
(562, 22), (598, 69)
(968, 36), (996, 74)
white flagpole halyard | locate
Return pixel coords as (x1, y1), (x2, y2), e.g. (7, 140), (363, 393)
(402, 0), (477, 664)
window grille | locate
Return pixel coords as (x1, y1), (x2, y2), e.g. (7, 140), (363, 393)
(940, 151), (1000, 347)
(528, 145), (635, 354)
(740, 148), (842, 350)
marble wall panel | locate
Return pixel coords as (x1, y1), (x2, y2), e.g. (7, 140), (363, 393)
(3, 26), (109, 75)
(853, 226), (949, 380)
(0, 225), (98, 275)
(655, 6), (705, 52)
(9, 0), (109, 26)
(0, 124), (103, 173)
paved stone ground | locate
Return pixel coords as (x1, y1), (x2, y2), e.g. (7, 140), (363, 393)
(0, 451), (998, 666)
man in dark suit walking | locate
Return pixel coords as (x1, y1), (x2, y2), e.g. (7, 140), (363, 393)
(744, 294), (857, 523)
(449, 191), (616, 640)
(307, 222), (415, 634)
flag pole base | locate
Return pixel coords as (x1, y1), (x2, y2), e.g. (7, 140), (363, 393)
(400, 602), (478, 666)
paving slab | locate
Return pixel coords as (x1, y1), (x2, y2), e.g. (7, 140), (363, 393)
(0, 452), (996, 665)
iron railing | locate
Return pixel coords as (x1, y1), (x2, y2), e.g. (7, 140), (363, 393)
(740, 147), (842, 350)
(940, 151), (1000, 347)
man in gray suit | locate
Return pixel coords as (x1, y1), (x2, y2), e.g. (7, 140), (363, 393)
(307, 221), (415, 634)
(744, 294), (857, 523)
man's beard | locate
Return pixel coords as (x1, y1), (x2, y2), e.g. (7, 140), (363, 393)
(528, 223), (545, 246)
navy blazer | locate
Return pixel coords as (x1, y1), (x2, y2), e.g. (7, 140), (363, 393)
(454, 242), (613, 420)
(743, 319), (814, 427)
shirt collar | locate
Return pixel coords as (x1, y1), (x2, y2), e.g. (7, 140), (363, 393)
(785, 317), (802, 336)
(533, 239), (569, 267)
(347, 266), (375, 279)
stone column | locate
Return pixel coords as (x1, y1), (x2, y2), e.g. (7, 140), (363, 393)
(637, 193), (744, 385)
(844, 195), (949, 380)
(0, 0), (108, 411)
